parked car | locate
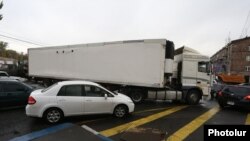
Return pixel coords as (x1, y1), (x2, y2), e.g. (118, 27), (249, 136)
(0, 71), (27, 82)
(217, 85), (250, 110)
(26, 81), (135, 123)
(0, 80), (34, 108)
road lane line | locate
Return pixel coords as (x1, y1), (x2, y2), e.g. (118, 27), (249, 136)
(82, 125), (114, 141)
(167, 106), (220, 141)
(100, 106), (188, 137)
(245, 113), (250, 125)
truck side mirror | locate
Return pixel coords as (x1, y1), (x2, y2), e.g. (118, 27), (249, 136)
(104, 94), (108, 100)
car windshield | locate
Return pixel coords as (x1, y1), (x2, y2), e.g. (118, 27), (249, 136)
(41, 83), (58, 93)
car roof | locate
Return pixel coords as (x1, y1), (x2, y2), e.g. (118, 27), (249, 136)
(57, 80), (100, 86)
(224, 85), (250, 89)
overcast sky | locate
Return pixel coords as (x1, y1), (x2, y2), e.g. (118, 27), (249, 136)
(0, 0), (250, 56)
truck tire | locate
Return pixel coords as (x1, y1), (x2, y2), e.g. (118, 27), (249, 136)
(186, 90), (200, 105)
(130, 91), (143, 103)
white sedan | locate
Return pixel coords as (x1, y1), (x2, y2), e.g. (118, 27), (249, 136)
(26, 81), (135, 123)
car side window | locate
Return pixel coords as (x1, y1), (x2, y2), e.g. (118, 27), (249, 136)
(57, 85), (82, 96)
(4, 82), (26, 92)
(84, 85), (108, 97)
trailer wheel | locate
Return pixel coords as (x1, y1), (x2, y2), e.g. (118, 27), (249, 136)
(186, 90), (200, 105)
(131, 91), (143, 103)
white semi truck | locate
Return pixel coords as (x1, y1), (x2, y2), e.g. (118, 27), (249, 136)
(28, 39), (210, 104)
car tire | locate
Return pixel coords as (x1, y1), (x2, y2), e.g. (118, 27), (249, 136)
(113, 105), (128, 118)
(186, 90), (200, 105)
(218, 99), (226, 108)
(43, 108), (63, 124)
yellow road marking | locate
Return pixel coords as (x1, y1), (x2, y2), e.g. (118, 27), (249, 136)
(167, 106), (220, 141)
(100, 106), (188, 137)
(245, 114), (250, 125)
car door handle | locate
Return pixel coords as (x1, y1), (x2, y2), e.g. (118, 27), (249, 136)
(197, 81), (201, 84)
(86, 100), (92, 102)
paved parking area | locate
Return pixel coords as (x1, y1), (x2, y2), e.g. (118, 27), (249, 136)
(1, 100), (250, 141)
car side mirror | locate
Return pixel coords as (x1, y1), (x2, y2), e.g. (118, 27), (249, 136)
(104, 94), (108, 100)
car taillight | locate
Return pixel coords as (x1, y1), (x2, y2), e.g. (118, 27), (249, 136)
(218, 91), (223, 97)
(28, 96), (36, 105)
(244, 95), (250, 101)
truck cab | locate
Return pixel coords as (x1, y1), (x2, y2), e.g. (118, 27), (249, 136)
(172, 47), (210, 104)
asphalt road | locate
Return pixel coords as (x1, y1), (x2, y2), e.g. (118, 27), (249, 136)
(0, 100), (249, 141)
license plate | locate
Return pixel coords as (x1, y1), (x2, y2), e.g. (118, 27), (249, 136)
(227, 101), (235, 105)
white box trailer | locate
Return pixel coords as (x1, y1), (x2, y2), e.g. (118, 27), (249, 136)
(29, 39), (173, 88)
(29, 39), (210, 104)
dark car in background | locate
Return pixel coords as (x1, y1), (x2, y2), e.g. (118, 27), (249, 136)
(217, 85), (250, 110)
(0, 80), (34, 108)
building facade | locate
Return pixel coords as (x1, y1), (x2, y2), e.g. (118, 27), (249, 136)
(211, 37), (250, 79)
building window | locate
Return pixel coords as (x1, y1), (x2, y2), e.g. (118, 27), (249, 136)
(246, 66), (250, 72)
(246, 56), (250, 61)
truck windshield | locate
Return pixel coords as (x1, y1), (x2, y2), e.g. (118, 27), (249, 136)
(198, 61), (209, 73)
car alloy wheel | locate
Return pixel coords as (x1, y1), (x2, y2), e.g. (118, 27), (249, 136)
(114, 105), (127, 118)
(45, 109), (62, 123)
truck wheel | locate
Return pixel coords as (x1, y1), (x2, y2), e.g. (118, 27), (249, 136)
(131, 91), (143, 103)
(186, 90), (200, 105)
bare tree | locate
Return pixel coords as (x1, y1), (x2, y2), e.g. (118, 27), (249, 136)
(0, 1), (3, 20)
